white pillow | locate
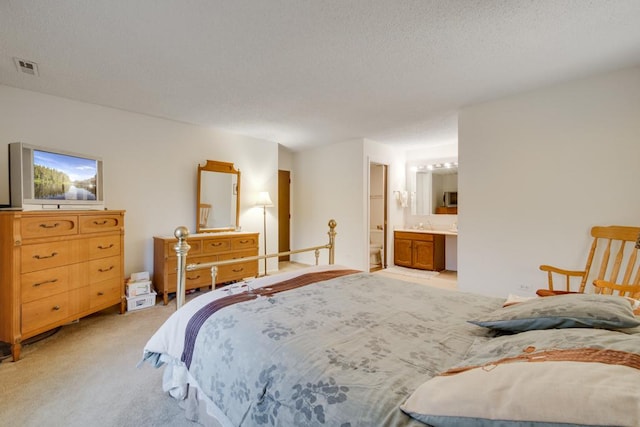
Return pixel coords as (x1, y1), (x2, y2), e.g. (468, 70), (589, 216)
(401, 361), (640, 427)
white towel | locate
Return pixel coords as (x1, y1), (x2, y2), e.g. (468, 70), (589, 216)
(400, 191), (408, 208)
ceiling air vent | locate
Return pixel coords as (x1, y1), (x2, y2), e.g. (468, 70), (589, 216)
(14, 58), (39, 76)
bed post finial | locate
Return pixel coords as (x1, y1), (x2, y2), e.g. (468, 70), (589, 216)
(174, 226), (191, 310)
(328, 219), (337, 265)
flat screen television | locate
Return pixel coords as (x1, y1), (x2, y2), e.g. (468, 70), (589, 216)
(9, 142), (104, 210)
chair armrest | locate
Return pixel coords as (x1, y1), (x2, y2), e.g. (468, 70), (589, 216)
(539, 265), (585, 277)
(593, 279), (640, 298)
(538, 265), (587, 293)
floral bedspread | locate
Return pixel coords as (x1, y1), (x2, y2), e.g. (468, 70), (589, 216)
(185, 271), (504, 426)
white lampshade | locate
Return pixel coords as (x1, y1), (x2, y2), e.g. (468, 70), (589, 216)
(255, 191), (273, 207)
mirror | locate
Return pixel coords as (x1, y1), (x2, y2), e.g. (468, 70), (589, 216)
(197, 160), (240, 233)
(410, 162), (457, 216)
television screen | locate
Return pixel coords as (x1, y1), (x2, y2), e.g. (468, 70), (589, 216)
(9, 142), (104, 209)
(33, 150), (98, 201)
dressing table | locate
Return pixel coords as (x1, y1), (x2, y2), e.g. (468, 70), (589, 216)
(152, 160), (258, 304)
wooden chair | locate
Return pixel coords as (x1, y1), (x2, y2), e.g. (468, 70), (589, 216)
(199, 203), (212, 228)
(537, 225), (640, 296)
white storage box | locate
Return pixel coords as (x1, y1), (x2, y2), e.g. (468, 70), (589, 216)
(126, 280), (152, 297)
(130, 271), (150, 282)
(126, 291), (157, 312)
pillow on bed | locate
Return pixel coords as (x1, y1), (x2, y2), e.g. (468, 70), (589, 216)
(400, 361), (640, 427)
(461, 327), (640, 366)
(626, 296), (640, 316)
(468, 293), (640, 333)
(401, 328), (640, 427)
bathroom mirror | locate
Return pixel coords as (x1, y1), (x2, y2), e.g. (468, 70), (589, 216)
(410, 162), (457, 216)
(196, 160), (240, 233)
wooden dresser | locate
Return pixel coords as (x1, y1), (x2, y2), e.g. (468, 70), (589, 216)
(0, 210), (125, 361)
(153, 232), (259, 305)
(394, 230), (445, 271)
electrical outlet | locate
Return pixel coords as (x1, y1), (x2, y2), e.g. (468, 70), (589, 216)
(519, 284), (530, 290)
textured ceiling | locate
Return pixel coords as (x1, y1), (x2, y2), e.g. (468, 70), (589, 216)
(1, 1), (639, 151)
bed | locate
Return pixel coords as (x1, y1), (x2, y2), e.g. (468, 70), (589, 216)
(142, 226), (640, 426)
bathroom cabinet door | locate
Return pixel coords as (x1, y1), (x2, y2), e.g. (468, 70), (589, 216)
(394, 237), (413, 267)
(413, 240), (435, 270)
(393, 231), (445, 271)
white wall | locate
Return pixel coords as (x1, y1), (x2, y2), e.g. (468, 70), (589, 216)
(291, 140), (365, 268)
(291, 138), (405, 271)
(278, 144), (294, 171)
(459, 66), (640, 297)
(0, 85), (279, 277)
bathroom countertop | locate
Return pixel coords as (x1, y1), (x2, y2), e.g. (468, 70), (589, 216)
(394, 228), (458, 236)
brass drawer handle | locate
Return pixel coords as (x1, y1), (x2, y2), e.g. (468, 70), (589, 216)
(210, 242), (223, 247)
(187, 275), (201, 280)
(52, 305), (61, 311)
(98, 266), (114, 273)
(97, 291), (104, 296)
(239, 239), (250, 244)
(39, 222), (60, 229)
(33, 252), (58, 260)
(93, 220), (109, 225)
(97, 244), (114, 250)
(232, 267), (244, 273)
(34, 279), (58, 287)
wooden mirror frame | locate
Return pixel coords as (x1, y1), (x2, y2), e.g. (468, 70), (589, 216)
(196, 160), (241, 233)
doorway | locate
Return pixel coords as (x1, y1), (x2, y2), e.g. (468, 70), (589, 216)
(278, 170), (291, 262)
(369, 162), (387, 272)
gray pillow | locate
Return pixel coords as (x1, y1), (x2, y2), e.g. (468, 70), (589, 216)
(468, 293), (640, 332)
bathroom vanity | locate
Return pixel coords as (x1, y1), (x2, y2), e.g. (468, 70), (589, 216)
(393, 230), (445, 271)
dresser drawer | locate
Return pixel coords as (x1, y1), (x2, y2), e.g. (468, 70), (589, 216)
(202, 237), (232, 254)
(22, 293), (70, 334)
(165, 239), (202, 257)
(167, 269), (213, 291)
(89, 278), (122, 309)
(88, 255), (121, 284)
(395, 231), (435, 241)
(231, 235), (258, 250)
(167, 254), (217, 273)
(219, 249), (257, 262)
(21, 215), (78, 239)
(79, 214), (123, 234)
(21, 265), (70, 303)
(21, 241), (72, 273)
(218, 250), (258, 280)
(218, 261), (258, 281)
(88, 234), (121, 260)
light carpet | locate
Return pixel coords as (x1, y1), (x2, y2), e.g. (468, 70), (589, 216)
(0, 300), (199, 427)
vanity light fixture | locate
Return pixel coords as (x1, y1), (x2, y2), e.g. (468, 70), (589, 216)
(255, 191), (274, 276)
(420, 161), (458, 171)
